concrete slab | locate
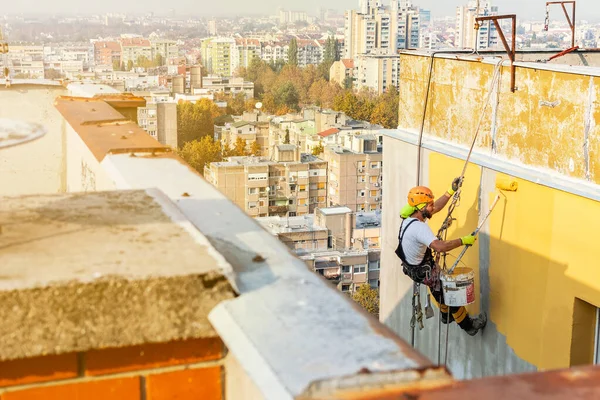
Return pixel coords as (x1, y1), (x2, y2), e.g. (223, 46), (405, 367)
(0, 189), (235, 361)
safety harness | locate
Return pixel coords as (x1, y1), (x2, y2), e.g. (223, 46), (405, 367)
(395, 219), (435, 284)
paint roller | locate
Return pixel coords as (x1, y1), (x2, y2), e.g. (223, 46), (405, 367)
(445, 176), (517, 275)
(495, 176), (518, 192)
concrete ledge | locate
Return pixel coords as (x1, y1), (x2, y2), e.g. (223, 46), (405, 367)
(100, 153), (438, 399)
(0, 189), (235, 361)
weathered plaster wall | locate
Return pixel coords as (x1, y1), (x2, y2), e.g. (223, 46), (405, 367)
(398, 54), (600, 183)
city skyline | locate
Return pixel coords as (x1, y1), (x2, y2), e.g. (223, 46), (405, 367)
(1, 0), (599, 21)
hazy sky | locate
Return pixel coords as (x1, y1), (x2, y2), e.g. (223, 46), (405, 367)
(3, 0), (599, 21)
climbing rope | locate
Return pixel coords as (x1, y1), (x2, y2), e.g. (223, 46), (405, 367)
(409, 56), (504, 363)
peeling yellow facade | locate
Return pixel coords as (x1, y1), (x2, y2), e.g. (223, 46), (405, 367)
(398, 54), (600, 183)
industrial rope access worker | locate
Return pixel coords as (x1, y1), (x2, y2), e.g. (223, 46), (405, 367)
(395, 180), (487, 336)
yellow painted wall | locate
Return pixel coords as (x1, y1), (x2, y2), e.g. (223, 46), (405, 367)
(427, 150), (600, 370)
(427, 153), (483, 315)
(399, 54), (600, 184)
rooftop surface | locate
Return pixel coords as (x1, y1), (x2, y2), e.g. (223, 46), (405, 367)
(55, 96), (169, 161)
(255, 214), (328, 234)
(319, 206), (352, 215)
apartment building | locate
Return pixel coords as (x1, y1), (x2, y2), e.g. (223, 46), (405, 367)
(354, 50), (400, 94)
(149, 38), (179, 63)
(323, 137), (383, 212)
(261, 42), (289, 64)
(137, 102), (178, 147)
(391, 0), (422, 50)
(345, 0), (426, 58)
(119, 38), (152, 67)
(302, 249), (381, 293)
(6, 45), (44, 78)
(257, 206), (382, 292)
(344, 10), (377, 59)
(296, 39), (323, 67)
(200, 76), (254, 98)
(455, 0), (499, 49)
(232, 38), (260, 71)
(204, 151), (328, 217)
(93, 41), (121, 66)
(255, 214), (329, 251)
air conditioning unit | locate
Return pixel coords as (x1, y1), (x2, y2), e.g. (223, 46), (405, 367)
(276, 185), (282, 190)
(358, 168), (364, 173)
(375, 197), (380, 201)
(374, 183), (379, 187)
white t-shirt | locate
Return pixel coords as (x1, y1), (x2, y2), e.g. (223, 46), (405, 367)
(399, 218), (437, 265)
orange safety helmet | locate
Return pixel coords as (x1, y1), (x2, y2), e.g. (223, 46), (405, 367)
(408, 186), (434, 207)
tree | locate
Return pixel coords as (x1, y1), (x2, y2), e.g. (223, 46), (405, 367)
(112, 59), (121, 71)
(370, 86), (399, 129)
(318, 36), (339, 81)
(126, 60), (134, 71)
(343, 76), (353, 90)
(284, 128), (290, 144)
(288, 38), (298, 67)
(154, 54), (164, 66)
(177, 136), (223, 176)
(273, 81), (300, 111)
(177, 99), (225, 146)
(45, 68), (62, 79)
(312, 142), (324, 156)
(250, 140), (261, 156)
(232, 136), (246, 156)
(352, 284), (379, 317)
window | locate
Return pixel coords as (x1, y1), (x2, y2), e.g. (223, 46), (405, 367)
(342, 266), (351, 273)
(248, 201), (257, 209)
(249, 188), (258, 195)
(341, 284), (351, 292)
(299, 185), (306, 192)
(354, 265), (366, 273)
(369, 260), (380, 270)
(290, 184), (296, 191)
(357, 175), (366, 183)
(370, 190), (378, 197)
(318, 182), (325, 189)
(370, 162), (380, 169)
(358, 190), (366, 198)
(370, 176), (378, 183)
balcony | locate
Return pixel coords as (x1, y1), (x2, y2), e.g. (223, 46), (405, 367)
(0, 80), (594, 400)
(268, 205), (289, 215)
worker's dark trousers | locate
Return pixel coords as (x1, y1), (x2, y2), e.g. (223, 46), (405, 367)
(429, 283), (474, 332)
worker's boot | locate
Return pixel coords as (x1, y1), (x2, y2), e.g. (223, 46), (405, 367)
(465, 312), (487, 336)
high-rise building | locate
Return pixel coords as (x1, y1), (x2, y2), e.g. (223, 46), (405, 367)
(345, 0), (423, 58)
(455, 0), (499, 49)
(391, 0), (422, 50)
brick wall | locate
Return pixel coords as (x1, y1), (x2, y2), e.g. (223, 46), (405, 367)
(0, 337), (225, 400)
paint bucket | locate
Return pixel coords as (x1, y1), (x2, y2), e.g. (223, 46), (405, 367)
(440, 268), (475, 307)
